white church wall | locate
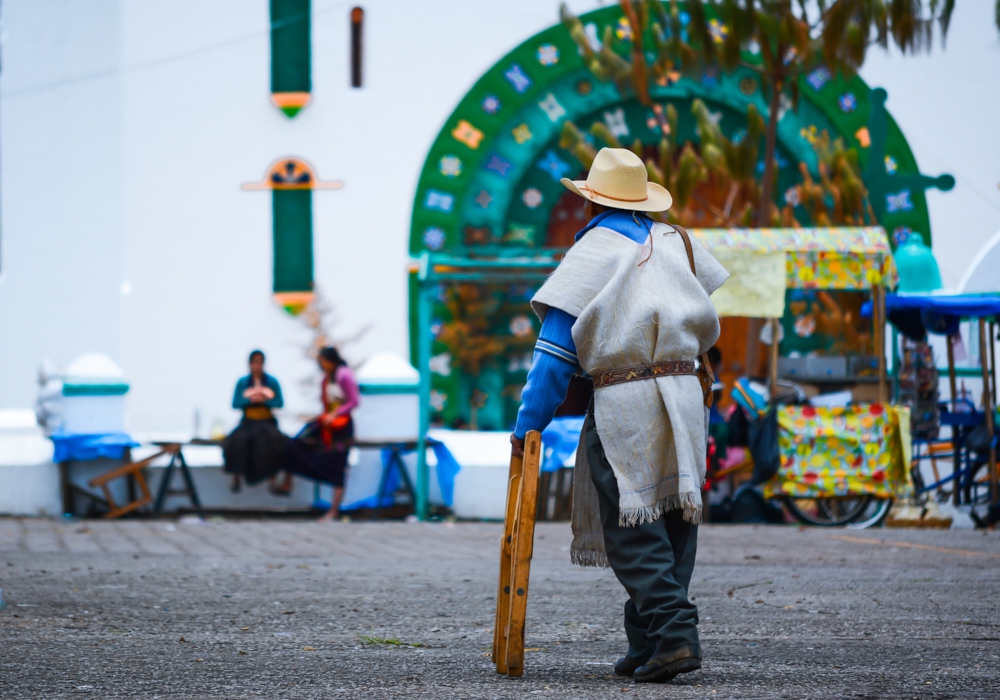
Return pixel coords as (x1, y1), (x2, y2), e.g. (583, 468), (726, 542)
(859, 2), (1000, 289)
(0, 0), (125, 410)
(1, 0), (997, 438)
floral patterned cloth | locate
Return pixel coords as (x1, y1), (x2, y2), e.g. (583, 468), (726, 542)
(691, 227), (898, 290)
(763, 404), (909, 499)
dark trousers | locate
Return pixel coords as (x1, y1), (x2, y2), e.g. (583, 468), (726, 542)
(585, 410), (700, 661)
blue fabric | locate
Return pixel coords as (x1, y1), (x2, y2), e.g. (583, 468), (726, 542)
(514, 308), (579, 439)
(340, 439), (461, 511)
(731, 378), (769, 418)
(541, 416), (584, 472)
(575, 209), (654, 244)
(232, 373), (284, 409)
(51, 433), (139, 462)
(864, 294), (1000, 319)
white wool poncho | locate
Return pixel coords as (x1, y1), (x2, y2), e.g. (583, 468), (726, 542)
(531, 221), (729, 567)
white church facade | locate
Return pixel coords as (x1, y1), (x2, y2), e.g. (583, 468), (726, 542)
(1, 0), (998, 440)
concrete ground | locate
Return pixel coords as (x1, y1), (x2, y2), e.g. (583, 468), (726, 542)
(1, 518), (998, 699)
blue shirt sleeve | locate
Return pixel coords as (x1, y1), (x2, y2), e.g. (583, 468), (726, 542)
(514, 308), (579, 439)
(232, 376), (250, 409)
(264, 374), (284, 408)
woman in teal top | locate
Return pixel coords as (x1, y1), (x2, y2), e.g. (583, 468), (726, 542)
(223, 350), (288, 491)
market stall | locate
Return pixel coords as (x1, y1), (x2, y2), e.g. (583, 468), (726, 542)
(693, 226), (912, 517)
(408, 228), (909, 521)
(880, 292), (1000, 510)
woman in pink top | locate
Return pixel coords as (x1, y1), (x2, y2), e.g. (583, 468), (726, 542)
(273, 346), (359, 521)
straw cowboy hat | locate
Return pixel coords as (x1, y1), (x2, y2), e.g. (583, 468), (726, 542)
(560, 147), (673, 212)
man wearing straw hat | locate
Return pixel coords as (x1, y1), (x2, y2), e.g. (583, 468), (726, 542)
(510, 147), (728, 683)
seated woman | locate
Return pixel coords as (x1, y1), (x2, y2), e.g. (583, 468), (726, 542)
(223, 350), (288, 491)
(273, 346), (358, 521)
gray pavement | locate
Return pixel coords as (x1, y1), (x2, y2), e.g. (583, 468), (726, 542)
(1, 518), (998, 699)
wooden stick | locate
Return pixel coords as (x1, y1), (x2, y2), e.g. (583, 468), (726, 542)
(991, 321), (997, 407)
(769, 317), (779, 401)
(947, 333), (960, 506)
(876, 285), (887, 405)
(946, 334), (957, 411)
(493, 446), (524, 673)
(504, 430), (542, 677)
(978, 318), (998, 506)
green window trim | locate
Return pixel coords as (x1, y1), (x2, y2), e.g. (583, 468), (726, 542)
(270, 0), (311, 117)
(243, 158), (343, 316)
(272, 189), (314, 295)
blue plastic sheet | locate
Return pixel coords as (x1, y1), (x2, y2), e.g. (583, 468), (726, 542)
(340, 439), (461, 511)
(865, 293), (1000, 339)
(541, 416), (584, 472)
(50, 433), (138, 462)
(864, 293), (1000, 319)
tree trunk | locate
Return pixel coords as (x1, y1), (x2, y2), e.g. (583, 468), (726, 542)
(757, 77), (783, 227)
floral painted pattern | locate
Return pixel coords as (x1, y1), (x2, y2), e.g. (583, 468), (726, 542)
(763, 404), (908, 499)
(422, 227), (446, 250)
(537, 44), (559, 66)
(691, 227), (898, 289)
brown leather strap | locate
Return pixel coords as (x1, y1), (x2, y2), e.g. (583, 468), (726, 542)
(673, 224), (697, 277)
(593, 360), (697, 389)
(672, 224), (716, 407)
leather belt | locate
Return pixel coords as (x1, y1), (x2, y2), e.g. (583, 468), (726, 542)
(593, 360), (697, 389)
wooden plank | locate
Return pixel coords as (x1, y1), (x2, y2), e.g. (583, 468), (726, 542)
(768, 318), (780, 401)
(876, 285), (888, 405)
(979, 318), (998, 505)
(104, 495), (152, 520)
(88, 450), (167, 487)
(504, 430), (542, 677)
(492, 446), (524, 673)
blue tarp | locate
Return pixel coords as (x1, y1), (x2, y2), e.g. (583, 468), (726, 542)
(883, 294), (1000, 317)
(864, 293), (1000, 319)
(50, 433), (138, 462)
(541, 416), (584, 472)
(865, 293), (1000, 340)
(340, 439), (461, 511)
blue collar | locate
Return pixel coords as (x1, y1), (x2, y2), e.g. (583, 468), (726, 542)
(573, 210), (654, 244)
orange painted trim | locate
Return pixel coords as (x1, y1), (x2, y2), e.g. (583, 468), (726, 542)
(241, 157), (344, 191)
(270, 91), (312, 114)
(272, 291), (315, 316)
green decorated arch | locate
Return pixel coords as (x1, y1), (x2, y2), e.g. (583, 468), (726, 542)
(408, 4), (952, 430)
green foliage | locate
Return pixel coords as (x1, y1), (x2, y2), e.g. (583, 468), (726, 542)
(558, 121), (598, 171)
(436, 285), (508, 377)
(435, 283), (536, 413)
(783, 131), (873, 227)
(560, 1), (955, 226)
(357, 629), (423, 647)
(358, 632), (401, 646)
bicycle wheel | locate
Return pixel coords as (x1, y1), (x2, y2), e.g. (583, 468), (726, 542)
(783, 495), (874, 526)
(846, 497), (893, 529)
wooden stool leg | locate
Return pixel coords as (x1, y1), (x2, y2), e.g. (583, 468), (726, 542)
(504, 431), (542, 678)
(493, 447), (524, 673)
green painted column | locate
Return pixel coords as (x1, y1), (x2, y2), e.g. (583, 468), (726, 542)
(416, 255), (432, 521)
